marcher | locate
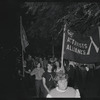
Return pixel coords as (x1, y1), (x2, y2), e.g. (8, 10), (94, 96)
(23, 57), (33, 94)
(26, 62), (45, 97)
(47, 72), (80, 98)
(39, 57), (43, 68)
(26, 54), (34, 71)
(43, 57), (48, 71)
(54, 58), (65, 74)
(42, 62), (56, 97)
(68, 61), (76, 87)
(63, 59), (69, 74)
(54, 60), (62, 73)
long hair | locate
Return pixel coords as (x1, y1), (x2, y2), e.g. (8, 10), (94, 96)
(63, 59), (69, 73)
(36, 61), (42, 68)
(45, 61), (55, 72)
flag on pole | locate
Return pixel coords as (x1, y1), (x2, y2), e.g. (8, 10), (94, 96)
(98, 26), (100, 44)
(20, 16), (29, 52)
(20, 16), (29, 77)
(63, 25), (100, 64)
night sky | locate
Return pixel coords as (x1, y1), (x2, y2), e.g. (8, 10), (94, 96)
(0, 1), (19, 49)
(0, 1), (20, 91)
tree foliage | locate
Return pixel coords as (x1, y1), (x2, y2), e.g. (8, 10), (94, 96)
(21, 2), (100, 56)
(22, 2), (100, 37)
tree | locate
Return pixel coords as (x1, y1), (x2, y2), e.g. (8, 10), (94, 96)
(21, 2), (100, 56)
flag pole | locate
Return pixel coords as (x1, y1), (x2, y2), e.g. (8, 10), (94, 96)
(98, 26), (100, 45)
(61, 22), (66, 73)
(20, 16), (25, 77)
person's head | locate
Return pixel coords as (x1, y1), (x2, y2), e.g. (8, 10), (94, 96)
(54, 73), (68, 90)
(47, 62), (53, 72)
(36, 62), (41, 68)
(55, 60), (61, 68)
(63, 59), (69, 66)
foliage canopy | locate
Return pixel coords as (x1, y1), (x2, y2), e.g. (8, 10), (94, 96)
(21, 2), (100, 56)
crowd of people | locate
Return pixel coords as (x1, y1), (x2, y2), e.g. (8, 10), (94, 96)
(16, 54), (100, 98)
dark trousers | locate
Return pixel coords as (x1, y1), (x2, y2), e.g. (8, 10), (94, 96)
(35, 80), (44, 98)
(42, 88), (48, 98)
(42, 86), (54, 98)
(68, 67), (76, 87)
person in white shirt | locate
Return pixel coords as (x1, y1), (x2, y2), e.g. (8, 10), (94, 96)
(47, 72), (80, 98)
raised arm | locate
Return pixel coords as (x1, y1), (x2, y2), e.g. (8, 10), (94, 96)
(30, 68), (36, 76)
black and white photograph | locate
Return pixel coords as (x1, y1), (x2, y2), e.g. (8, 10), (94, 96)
(1, 1), (100, 99)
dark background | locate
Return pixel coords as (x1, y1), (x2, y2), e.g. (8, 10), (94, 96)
(0, 1), (100, 99)
(0, 1), (20, 99)
(0, 1), (19, 48)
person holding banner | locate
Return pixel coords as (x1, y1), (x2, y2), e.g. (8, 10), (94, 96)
(68, 61), (76, 88)
(54, 60), (63, 74)
(26, 55), (34, 71)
